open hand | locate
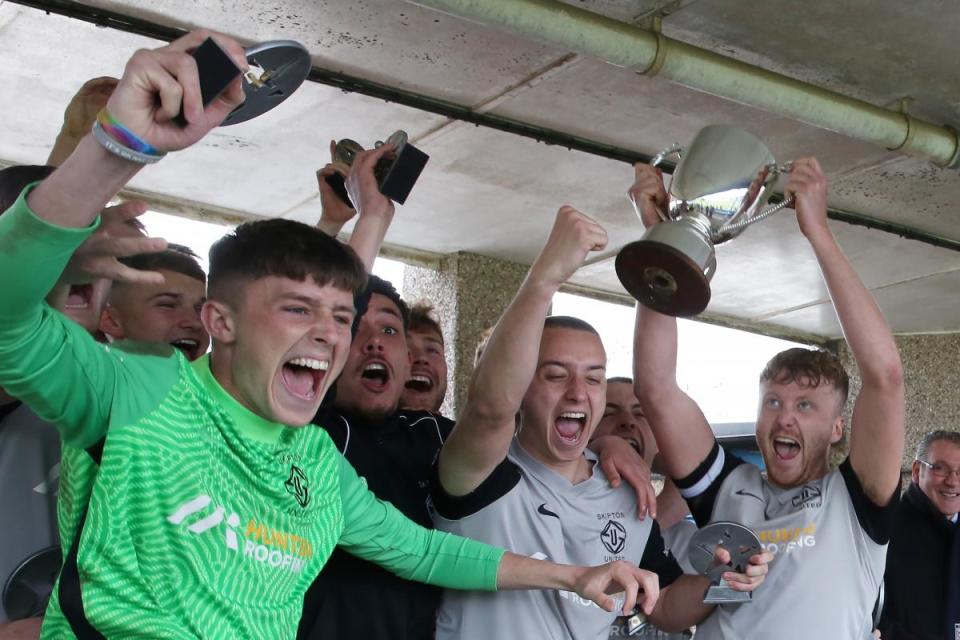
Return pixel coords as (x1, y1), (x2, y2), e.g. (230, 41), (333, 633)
(62, 200), (167, 285)
(593, 435), (657, 519)
(712, 547), (774, 593)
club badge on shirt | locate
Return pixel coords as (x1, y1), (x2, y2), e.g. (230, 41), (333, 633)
(285, 465), (310, 508)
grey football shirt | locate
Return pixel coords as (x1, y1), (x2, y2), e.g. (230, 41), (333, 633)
(432, 440), (682, 640)
(677, 444), (895, 640)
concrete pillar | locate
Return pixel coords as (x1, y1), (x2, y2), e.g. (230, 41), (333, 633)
(833, 333), (960, 471)
(403, 252), (529, 419)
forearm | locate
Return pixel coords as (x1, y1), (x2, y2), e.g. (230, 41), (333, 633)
(28, 134), (140, 229)
(808, 228), (904, 501)
(48, 131), (83, 167)
(468, 275), (554, 421)
(316, 216), (346, 238)
(809, 230), (902, 386)
(633, 305), (715, 478)
(495, 551), (580, 591)
(0, 188), (95, 325)
(655, 479), (690, 530)
(346, 214), (390, 272)
(440, 276), (554, 494)
(370, 523), (504, 591)
(633, 304), (681, 398)
(338, 457), (503, 590)
(647, 577), (713, 632)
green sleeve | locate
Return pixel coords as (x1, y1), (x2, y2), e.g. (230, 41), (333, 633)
(0, 186), (179, 448)
(336, 454), (504, 591)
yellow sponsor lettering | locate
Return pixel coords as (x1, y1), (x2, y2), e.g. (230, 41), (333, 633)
(273, 531), (288, 552)
(243, 521), (313, 558)
(758, 523), (816, 543)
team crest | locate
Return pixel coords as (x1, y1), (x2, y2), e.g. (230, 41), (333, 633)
(285, 465), (310, 508)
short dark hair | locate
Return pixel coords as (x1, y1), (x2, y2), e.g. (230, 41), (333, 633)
(366, 275), (409, 331)
(760, 347), (850, 408)
(118, 243), (206, 284)
(208, 219), (367, 304)
(916, 430), (960, 461)
(544, 315), (600, 336)
(607, 376), (633, 385)
(0, 165), (55, 214)
(409, 301), (443, 341)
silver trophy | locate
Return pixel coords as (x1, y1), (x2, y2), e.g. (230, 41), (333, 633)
(688, 521), (762, 604)
(616, 125), (794, 317)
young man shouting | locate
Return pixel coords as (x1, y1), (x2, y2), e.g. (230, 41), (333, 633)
(432, 206), (770, 639)
(631, 159), (905, 639)
(0, 31), (662, 639)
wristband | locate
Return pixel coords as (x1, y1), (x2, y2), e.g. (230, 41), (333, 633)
(96, 109), (164, 156)
(92, 121), (164, 165)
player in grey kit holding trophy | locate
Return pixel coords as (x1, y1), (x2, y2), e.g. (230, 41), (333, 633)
(630, 154), (905, 640)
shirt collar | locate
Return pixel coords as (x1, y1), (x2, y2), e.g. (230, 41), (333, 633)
(191, 354), (287, 445)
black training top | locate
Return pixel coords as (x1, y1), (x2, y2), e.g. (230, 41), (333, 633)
(298, 407), (453, 640)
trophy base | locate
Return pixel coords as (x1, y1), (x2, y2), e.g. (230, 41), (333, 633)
(222, 40), (312, 126)
(616, 239), (711, 317)
(2, 546), (61, 620)
(378, 143), (430, 204)
(703, 579), (753, 605)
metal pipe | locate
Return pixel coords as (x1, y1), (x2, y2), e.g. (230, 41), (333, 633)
(410, 0), (960, 168)
(8, 0), (960, 251)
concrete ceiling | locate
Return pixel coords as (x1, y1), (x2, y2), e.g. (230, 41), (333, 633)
(3, 0), (960, 341)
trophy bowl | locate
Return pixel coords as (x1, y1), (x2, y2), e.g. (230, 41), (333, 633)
(616, 125), (792, 317)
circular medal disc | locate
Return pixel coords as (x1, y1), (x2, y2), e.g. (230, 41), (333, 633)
(221, 40), (311, 126)
(615, 239), (711, 317)
(688, 521), (762, 581)
(2, 546), (62, 620)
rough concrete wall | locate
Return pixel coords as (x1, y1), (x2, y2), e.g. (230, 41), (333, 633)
(404, 252), (528, 418)
(833, 333), (960, 471)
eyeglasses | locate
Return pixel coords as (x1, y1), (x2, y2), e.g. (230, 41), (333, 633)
(916, 459), (960, 480)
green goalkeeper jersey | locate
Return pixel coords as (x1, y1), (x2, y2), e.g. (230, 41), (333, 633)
(0, 188), (503, 639)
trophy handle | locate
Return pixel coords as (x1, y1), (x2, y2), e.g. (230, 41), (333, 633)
(650, 142), (683, 169)
(639, 142), (684, 223)
(716, 161), (795, 236)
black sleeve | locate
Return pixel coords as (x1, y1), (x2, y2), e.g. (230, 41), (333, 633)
(673, 441), (745, 527)
(838, 456), (900, 545)
(313, 409), (347, 452)
(638, 519), (684, 589)
(429, 456), (522, 520)
(436, 415), (455, 441)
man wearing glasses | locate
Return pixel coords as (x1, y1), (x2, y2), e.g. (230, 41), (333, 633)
(879, 430), (960, 640)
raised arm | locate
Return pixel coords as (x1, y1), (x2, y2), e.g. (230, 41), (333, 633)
(630, 164), (716, 479)
(438, 206), (608, 496)
(0, 31), (246, 447)
(29, 31), (246, 230)
(315, 140), (357, 237)
(787, 158), (904, 504)
(344, 144), (397, 272)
